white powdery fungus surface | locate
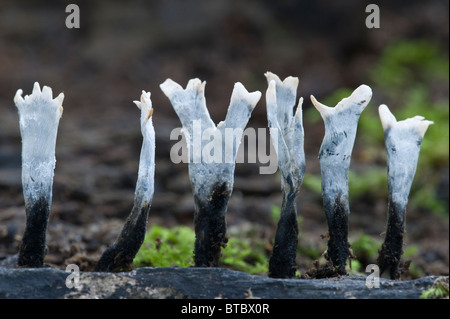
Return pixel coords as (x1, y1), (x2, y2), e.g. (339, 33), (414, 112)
(14, 82), (64, 207)
(160, 78), (261, 200)
(133, 91), (156, 205)
(311, 84), (372, 217)
(378, 104), (433, 208)
(265, 72), (305, 192)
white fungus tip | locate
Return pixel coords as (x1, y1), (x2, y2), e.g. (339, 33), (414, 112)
(42, 85), (53, 99)
(186, 78), (204, 92)
(32, 82), (41, 94)
(417, 120), (434, 138)
(137, 91), (154, 127)
(283, 76), (299, 94)
(160, 78), (183, 99)
(310, 94), (332, 117)
(264, 71), (282, 85)
(295, 97), (304, 119)
(378, 104), (397, 132)
(266, 80), (277, 107)
(265, 71), (298, 94)
(133, 101), (142, 109)
(14, 89), (24, 106)
(140, 91), (152, 110)
(232, 82), (261, 110)
(140, 92), (150, 104)
(54, 92), (64, 105)
(378, 104), (434, 138)
(347, 84), (372, 107)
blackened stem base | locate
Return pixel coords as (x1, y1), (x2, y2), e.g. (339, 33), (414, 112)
(193, 182), (231, 267)
(268, 189), (298, 278)
(18, 197), (50, 268)
(377, 199), (405, 280)
(326, 197), (349, 276)
(95, 202), (151, 272)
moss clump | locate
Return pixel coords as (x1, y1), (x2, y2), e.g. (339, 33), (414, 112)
(221, 237), (268, 275)
(420, 277), (449, 299)
(133, 225), (195, 268)
(133, 224), (270, 275)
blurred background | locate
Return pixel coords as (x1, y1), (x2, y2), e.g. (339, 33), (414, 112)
(0, 0), (448, 278)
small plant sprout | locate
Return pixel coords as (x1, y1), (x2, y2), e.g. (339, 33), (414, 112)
(95, 91), (155, 272)
(311, 84), (372, 275)
(265, 72), (305, 278)
(377, 104), (433, 280)
(160, 78), (261, 267)
(14, 82), (64, 267)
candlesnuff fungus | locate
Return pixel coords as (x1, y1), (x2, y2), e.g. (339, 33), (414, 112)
(160, 78), (261, 267)
(377, 104), (433, 280)
(265, 72), (305, 278)
(311, 85), (372, 275)
(95, 91), (155, 272)
(14, 82), (64, 267)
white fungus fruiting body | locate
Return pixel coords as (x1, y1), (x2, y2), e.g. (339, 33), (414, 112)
(311, 84), (372, 274)
(311, 85), (372, 219)
(133, 91), (156, 205)
(265, 72), (305, 192)
(14, 82), (64, 208)
(95, 91), (155, 272)
(377, 104), (433, 279)
(265, 72), (305, 278)
(14, 82), (64, 268)
(160, 78), (261, 200)
(378, 104), (433, 209)
(160, 78), (261, 267)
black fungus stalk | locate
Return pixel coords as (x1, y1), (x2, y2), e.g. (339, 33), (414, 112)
(160, 78), (261, 267)
(95, 91), (155, 272)
(311, 85), (372, 275)
(14, 82), (64, 268)
(193, 182), (231, 267)
(18, 197), (51, 267)
(268, 179), (300, 278)
(265, 73), (305, 278)
(376, 104), (433, 279)
(95, 200), (151, 272)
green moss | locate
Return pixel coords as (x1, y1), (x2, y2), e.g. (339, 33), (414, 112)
(221, 237), (268, 275)
(349, 169), (388, 199)
(350, 234), (382, 262)
(420, 277), (449, 299)
(371, 40), (449, 91)
(302, 173), (322, 195)
(133, 225), (195, 268)
(134, 224), (270, 275)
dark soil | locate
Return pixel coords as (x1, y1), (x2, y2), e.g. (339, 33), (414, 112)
(0, 1), (448, 280)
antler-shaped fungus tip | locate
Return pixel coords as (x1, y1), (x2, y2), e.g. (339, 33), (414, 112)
(231, 82), (261, 110)
(310, 94), (332, 117)
(159, 78), (183, 99)
(379, 104), (434, 139)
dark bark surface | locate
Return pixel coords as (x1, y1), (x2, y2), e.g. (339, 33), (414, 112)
(0, 267), (444, 299)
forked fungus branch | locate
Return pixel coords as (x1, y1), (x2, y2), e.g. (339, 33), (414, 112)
(311, 85), (372, 275)
(377, 104), (433, 279)
(265, 72), (305, 278)
(160, 78), (261, 267)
